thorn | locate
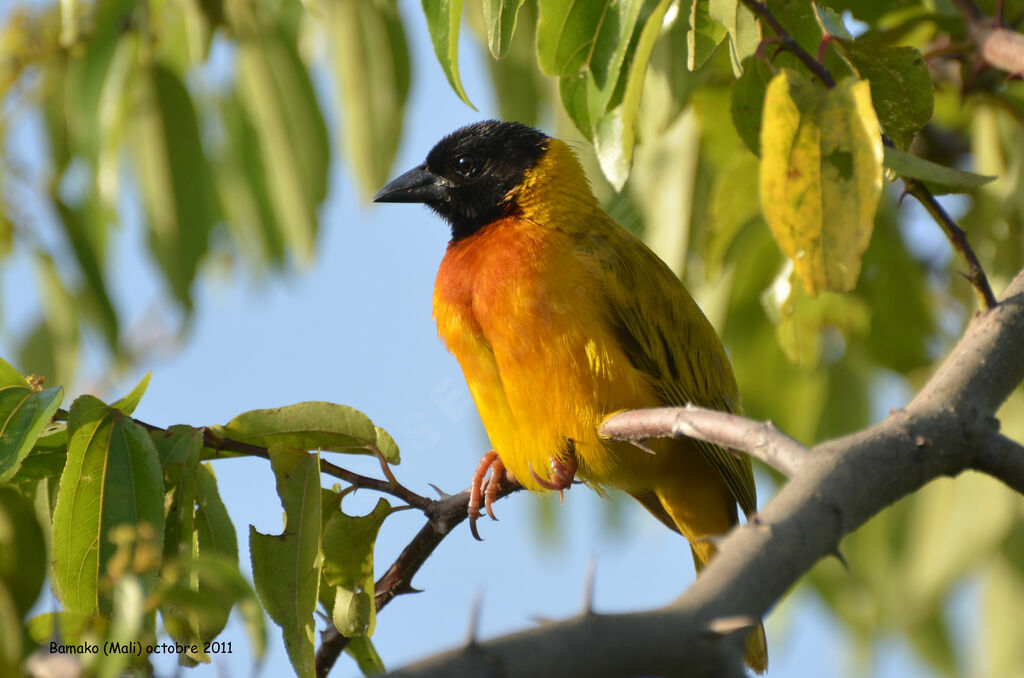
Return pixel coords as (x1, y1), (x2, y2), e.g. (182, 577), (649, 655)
(628, 439), (656, 455)
(464, 589), (484, 646)
(396, 583), (424, 596)
(428, 483), (451, 499)
(581, 556), (598, 615)
(707, 615), (759, 636)
(897, 186), (911, 206)
(830, 546), (849, 571)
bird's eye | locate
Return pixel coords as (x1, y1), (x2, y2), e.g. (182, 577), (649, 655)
(454, 155), (478, 178)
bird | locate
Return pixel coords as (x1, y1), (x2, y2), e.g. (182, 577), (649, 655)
(373, 120), (767, 672)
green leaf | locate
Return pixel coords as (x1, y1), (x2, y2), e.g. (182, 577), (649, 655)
(593, 0), (672, 189)
(33, 253), (80, 385)
(704, 151), (762, 277)
(836, 39), (933, 150)
(63, 18), (120, 158)
(52, 196), (119, 353)
(16, 322), (57, 392)
(537, 0), (608, 76)
(329, 0), (411, 199)
(642, 3), (700, 132)
(322, 498), (394, 638)
(230, 3), (330, 263)
(688, 0), (727, 71)
(553, 0), (666, 184)
(0, 487), (46, 617)
(250, 445), (321, 678)
(216, 91), (286, 266)
(858, 212), (936, 372)
(483, 0), (525, 58)
(51, 396), (165, 615)
(709, 0), (760, 76)
(111, 371), (150, 416)
(151, 426), (203, 561)
(129, 62), (218, 309)
(882, 146), (996, 194)
(482, 0), (547, 125)
(812, 3), (852, 40)
(421, 0), (475, 108)
(211, 402), (400, 463)
(759, 70), (883, 295)
(730, 55), (775, 155)
(0, 359), (63, 483)
(158, 555), (265, 662)
(345, 633), (386, 675)
(761, 263), (870, 366)
(195, 463), (239, 564)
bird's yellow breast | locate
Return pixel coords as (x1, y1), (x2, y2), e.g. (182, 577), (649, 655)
(432, 214), (660, 492)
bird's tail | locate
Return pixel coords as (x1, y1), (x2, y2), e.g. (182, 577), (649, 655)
(691, 545), (768, 674)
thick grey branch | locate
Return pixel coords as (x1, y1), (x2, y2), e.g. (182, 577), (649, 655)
(600, 405), (809, 477)
(384, 270), (1024, 678)
(973, 433), (1024, 494)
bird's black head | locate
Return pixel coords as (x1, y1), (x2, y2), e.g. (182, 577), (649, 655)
(373, 120), (550, 240)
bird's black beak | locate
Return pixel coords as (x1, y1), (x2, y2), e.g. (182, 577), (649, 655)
(372, 164), (449, 204)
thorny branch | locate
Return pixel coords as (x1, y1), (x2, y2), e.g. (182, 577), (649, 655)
(601, 405), (808, 478)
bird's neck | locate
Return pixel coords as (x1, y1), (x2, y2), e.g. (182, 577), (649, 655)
(509, 139), (603, 232)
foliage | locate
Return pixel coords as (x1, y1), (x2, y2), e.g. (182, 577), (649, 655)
(1, 0), (1023, 677)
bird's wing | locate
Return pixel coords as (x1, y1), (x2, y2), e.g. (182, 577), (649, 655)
(582, 227), (759, 517)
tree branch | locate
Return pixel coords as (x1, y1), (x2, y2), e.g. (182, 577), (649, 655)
(953, 0), (1024, 77)
(382, 269), (1024, 678)
(901, 178), (998, 309)
(316, 478), (523, 677)
(740, 0), (835, 87)
(973, 433), (1024, 494)
(600, 406), (808, 477)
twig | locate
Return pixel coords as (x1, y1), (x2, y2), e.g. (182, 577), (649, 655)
(739, 0), (835, 87)
(901, 178), (998, 309)
(315, 480), (524, 677)
(601, 405), (808, 477)
(118, 414), (437, 511)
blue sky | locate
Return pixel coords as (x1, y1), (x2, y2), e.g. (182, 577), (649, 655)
(1, 2), (948, 676)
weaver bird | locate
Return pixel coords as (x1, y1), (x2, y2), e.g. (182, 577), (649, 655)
(374, 120), (767, 672)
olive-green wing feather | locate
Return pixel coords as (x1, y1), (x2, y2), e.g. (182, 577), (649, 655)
(582, 226), (758, 517)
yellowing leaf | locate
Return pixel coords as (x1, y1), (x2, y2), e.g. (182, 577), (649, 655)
(759, 70), (883, 295)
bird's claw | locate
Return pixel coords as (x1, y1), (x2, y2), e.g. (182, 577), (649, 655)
(530, 452), (579, 505)
(467, 451), (510, 541)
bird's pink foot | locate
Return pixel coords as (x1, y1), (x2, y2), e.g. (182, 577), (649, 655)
(530, 448), (579, 505)
(467, 451), (513, 541)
